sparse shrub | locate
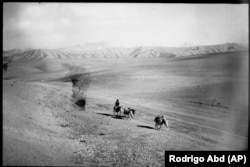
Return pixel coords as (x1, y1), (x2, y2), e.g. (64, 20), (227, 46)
(75, 99), (86, 107)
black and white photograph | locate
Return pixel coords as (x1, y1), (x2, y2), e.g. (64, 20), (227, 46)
(3, 2), (248, 166)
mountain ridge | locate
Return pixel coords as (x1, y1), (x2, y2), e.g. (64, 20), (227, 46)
(3, 43), (248, 61)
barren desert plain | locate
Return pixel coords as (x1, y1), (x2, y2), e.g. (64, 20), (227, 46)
(3, 44), (249, 166)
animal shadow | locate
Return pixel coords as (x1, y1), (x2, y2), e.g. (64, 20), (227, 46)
(96, 113), (125, 119)
(137, 125), (155, 129)
(96, 113), (113, 117)
(113, 115), (126, 119)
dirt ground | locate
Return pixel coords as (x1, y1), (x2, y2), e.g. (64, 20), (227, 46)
(3, 51), (248, 166)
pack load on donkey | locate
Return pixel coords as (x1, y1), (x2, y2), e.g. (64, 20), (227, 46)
(154, 115), (168, 130)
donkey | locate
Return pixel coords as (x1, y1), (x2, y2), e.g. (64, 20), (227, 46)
(154, 115), (168, 130)
(113, 105), (122, 116)
(123, 108), (134, 119)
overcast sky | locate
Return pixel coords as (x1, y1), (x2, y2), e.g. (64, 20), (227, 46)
(3, 3), (249, 50)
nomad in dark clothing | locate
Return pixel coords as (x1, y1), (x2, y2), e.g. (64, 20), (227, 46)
(115, 99), (120, 107)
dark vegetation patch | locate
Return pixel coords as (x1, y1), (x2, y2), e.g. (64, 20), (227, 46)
(75, 99), (86, 108)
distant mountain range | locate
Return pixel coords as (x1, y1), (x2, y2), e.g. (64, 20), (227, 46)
(3, 43), (248, 61)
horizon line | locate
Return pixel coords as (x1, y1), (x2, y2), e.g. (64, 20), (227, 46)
(3, 41), (249, 51)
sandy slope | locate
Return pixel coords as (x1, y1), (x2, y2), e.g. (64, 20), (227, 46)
(3, 80), (76, 165)
(2, 79), (202, 166)
(3, 51), (248, 166)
